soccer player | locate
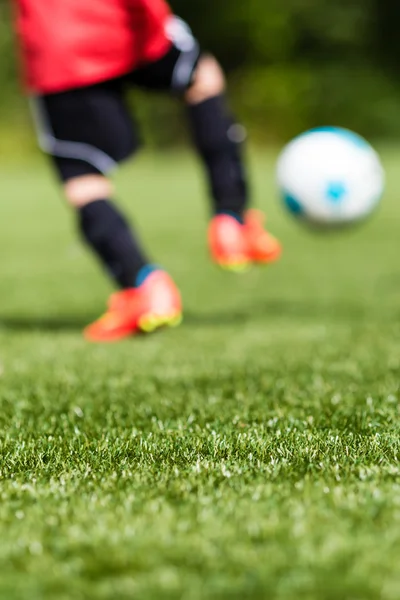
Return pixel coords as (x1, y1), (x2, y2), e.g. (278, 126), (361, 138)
(14, 0), (281, 342)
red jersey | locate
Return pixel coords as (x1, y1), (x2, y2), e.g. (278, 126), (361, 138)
(14, 0), (173, 94)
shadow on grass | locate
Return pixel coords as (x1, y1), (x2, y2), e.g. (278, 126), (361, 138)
(0, 299), (374, 333)
(0, 315), (93, 332)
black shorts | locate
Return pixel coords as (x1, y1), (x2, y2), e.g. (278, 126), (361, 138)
(31, 31), (201, 182)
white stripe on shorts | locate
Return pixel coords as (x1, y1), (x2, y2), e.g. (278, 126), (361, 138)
(29, 97), (117, 174)
(171, 42), (200, 91)
(166, 16), (200, 91)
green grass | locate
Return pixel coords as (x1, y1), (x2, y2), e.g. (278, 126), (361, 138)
(0, 150), (400, 600)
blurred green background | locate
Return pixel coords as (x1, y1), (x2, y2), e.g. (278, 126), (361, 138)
(1, 0), (400, 150)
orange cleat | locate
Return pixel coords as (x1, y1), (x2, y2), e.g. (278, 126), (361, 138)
(84, 270), (182, 343)
(244, 209), (282, 264)
(208, 214), (250, 272)
(208, 211), (281, 270)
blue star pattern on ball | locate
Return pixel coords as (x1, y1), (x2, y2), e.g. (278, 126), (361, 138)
(283, 192), (303, 215)
(326, 181), (347, 203)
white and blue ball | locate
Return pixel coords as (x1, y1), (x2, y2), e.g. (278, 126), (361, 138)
(277, 127), (385, 227)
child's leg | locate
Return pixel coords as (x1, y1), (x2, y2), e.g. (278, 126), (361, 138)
(183, 55), (281, 268)
(63, 173), (150, 289)
(31, 85), (182, 342)
(185, 55), (249, 221)
(31, 85), (153, 289)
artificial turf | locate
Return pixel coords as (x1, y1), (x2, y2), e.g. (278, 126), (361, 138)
(0, 151), (399, 599)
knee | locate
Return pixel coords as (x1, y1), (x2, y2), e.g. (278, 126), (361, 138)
(63, 175), (114, 208)
(185, 55), (226, 105)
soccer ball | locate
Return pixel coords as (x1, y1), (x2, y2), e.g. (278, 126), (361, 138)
(277, 127), (385, 227)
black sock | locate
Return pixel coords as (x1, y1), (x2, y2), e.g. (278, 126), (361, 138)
(187, 95), (249, 220)
(78, 199), (149, 288)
